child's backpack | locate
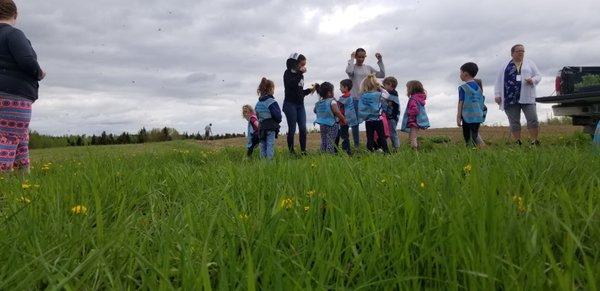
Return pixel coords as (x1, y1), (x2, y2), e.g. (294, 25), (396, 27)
(460, 83), (485, 123)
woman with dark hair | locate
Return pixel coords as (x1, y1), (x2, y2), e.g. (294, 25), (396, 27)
(0, 0), (44, 172)
(346, 48), (385, 147)
(494, 44), (541, 146)
(283, 53), (314, 155)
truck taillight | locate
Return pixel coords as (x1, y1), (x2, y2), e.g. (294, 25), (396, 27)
(555, 76), (562, 95)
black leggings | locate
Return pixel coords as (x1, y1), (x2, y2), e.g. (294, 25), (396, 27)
(462, 120), (481, 146)
(365, 120), (389, 153)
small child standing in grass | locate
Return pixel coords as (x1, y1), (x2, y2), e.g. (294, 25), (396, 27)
(335, 79), (358, 155)
(314, 82), (347, 154)
(456, 62), (486, 147)
(381, 77), (401, 150)
(401, 80), (430, 150)
(242, 105), (260, 157)
(255, 78), (282, 160)
(358, 74), (389, 153)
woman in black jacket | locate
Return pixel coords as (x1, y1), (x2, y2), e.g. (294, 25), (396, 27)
(0, 0), (44, 172)
(283, 53), (314, 155)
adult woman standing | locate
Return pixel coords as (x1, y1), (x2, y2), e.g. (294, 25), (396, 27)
(283, 53), (314, 155)
(494, 44), (541, 145)
(346, 48), (385, 147)
(0, 0), (44, 172)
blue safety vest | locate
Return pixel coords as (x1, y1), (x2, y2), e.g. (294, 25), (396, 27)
(358, 91), (382, 122)
(382, 94), (401, 120)
(255, 98), (276, 122)
(337, 96), (359, 126)
(400, 99), (430, 133)
(460, 83), (485, 123)
(314, 98), (336, 126)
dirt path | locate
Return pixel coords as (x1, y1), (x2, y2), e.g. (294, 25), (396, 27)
(199, 125), (582, 150)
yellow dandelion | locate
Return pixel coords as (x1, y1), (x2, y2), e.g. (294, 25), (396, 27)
(512, 196), (527, 213)
(463, 164), (472, 174)
(17, 196), (31, 204)
(304, 206), (310, 213)
(420, 182), (426, 188)
(71, 205), (88, 215)
(307, 190), (316, 198)
(238, 213), (249, 221)
(280, 197), (294, 210)
(21, 182), (32, 190)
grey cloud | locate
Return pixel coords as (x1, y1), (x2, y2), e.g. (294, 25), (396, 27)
(14, 0), (600, 135)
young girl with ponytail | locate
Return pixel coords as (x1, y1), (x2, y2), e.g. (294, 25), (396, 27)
(254, 78), (282, 160)
(313, 82), (347, 154)
(357, 74), (389, 153)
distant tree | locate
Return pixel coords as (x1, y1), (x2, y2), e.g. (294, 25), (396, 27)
(100, 131), (108, 145)
(91, 135), (98, 145)
(161, 127), (171, 141)
(138, 127), (148, 144)
(76, 136), (84, 146)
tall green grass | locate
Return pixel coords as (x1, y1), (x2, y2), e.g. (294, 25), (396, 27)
(0, 139), (599, 290)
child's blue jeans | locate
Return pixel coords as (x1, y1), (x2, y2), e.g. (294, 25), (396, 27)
(260, 131), (276, 160)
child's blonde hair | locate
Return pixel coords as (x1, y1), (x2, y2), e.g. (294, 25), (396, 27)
(257, 77), (275, 96)
(360, 74), (381, 93)
(406, 80), (426, 96)
(242, 104), (254, 118)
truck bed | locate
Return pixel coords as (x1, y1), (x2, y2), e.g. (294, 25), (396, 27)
(536, 91), (600, 104)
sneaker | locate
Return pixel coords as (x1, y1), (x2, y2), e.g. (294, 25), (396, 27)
(515, 139), (523, 146)
(531, 140), (541, 146)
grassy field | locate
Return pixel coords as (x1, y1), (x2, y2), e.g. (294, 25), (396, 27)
(0, 126), (599, 290)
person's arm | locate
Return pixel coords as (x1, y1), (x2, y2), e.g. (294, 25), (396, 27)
(269, 102), (282, 123)
(527, 60), (542, 85)
(494, 63), (505, 105)
(457, 87), (466, 126)
(250, 116), (259, 131)
(331, 102), (347, 125)
(346, 52), (355, 77)
(371, 53), (385, 78)
(457, 101), (463, 127)
(7, 29), (43, 80)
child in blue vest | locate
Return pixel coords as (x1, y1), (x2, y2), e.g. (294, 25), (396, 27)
(242, 104), (260, 157)
(456, 62), (486, 147)
(335, 79), (358, 155)
(255, 78), (282, 160)
(381, 76), (401, 150)
(401, 80), (430, 150)
(358, 74), (390, 153)
(314, 82), (347, 154)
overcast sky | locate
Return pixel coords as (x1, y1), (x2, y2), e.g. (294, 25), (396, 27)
(18, 0), (600, 135)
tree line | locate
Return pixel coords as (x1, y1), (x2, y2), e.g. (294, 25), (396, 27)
(29, 127), (245, 149)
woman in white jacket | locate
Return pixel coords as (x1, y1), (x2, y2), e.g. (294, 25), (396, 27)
(494, 44), (542, 146)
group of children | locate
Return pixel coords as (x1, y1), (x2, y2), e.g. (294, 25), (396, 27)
(242, 61), (487, 160)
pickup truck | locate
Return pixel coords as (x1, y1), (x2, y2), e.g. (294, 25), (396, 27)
(536, 66), (600, 136)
